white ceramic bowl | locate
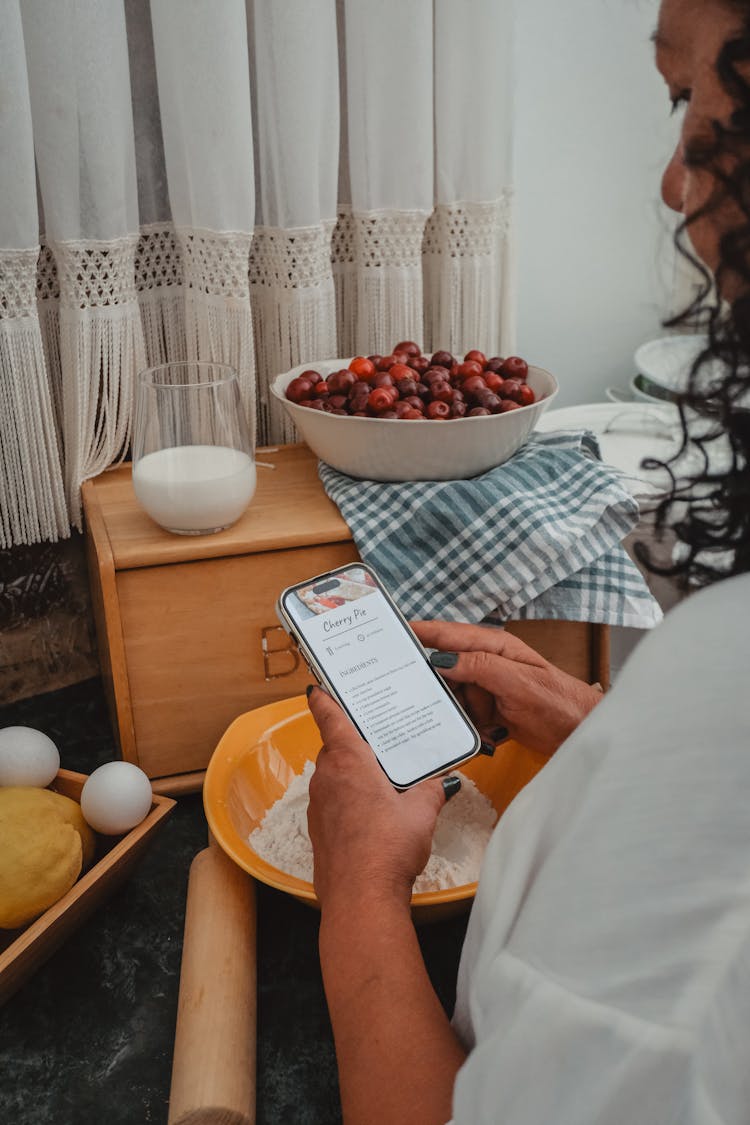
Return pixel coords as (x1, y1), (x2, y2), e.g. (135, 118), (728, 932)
(270, 359), (558, 481)
(633, 334), (711, 402)
(629, 374), (676, 404)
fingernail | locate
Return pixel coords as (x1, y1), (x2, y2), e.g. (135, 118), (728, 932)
(430, 651), (458, 669)
(306, 684), (314, 698)
(442, 775), (461, 801)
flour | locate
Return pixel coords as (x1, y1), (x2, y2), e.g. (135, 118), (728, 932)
(248, 762), (497, 893)
(249, 762), (317, 883)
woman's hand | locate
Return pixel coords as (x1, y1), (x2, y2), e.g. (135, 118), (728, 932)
(306, 687), (450, 912)
(412, 620), (602, 757)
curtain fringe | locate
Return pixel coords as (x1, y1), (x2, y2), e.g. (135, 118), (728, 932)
(332, 260), (357, 361)
(58, 303), (145, 528)
(251, 281), (337, 446)
(183, 292), (257, 446)
(138, 289), (188, 369)
(37, 301), (64, 443)
(422, 197), (511, 357)
(0, 317), (69, 547)
(354, 265), (425, 357)
(423, 251), (501, 357)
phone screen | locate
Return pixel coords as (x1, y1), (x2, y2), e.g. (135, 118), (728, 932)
(279, 564), (479, 787)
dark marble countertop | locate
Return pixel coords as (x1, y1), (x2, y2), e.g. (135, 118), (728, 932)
(0, 678), (468, 1125)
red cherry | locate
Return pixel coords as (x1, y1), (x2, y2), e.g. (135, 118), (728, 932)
(393, 340), (421, 357)
(450, 401), (467, 418)
(389, 363), (414, 383)
(299, 368), (323, 384)
(468, 407), (491, 417)
(410, 355), (430, 374)
(500, 356), (529, 380)
(424, 366), (451, 384)
(464, 349), (487, 367)
(499, 399), (521, 412)
(377, 355), (398, 371)
(379, 409), (398, 419)
(393, 400), (415, 418)
(431, 350), (455, 368)
(474, 391), (501, 411)
(404, 396), (424, 412)
(395, 378), (418, 398)
(426, 400), (451, 419)
(367, 354), (383, 367)
(328, 394), (348, 410)
(430, 381), (454, 404)
(483, 372), (505, 394)
(286, 377), (313, 403)
(517, 384), (536, 407)
(348, 356), (376, 379)
(305, 399), (326, 411)
(401, 407), (424, 419)
(457, 361), (483, 380)
(461, 374), (489, 399)
(327, 369), (356, 393)
(368, 387), (395, 413)
(373, 372), (395, 388)
(500, 378), (522, 402)
(312, 382), (330, 399)
(484, 356), (505, 374)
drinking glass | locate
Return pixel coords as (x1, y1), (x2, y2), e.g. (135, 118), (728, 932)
(132, 362), (256, 535)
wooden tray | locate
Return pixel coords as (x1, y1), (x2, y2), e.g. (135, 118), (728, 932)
(0, 769), (175, 1005)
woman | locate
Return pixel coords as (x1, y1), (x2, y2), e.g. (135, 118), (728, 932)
(306, 1), (750, 1121)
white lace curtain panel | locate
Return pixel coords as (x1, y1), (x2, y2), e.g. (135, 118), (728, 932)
(0, 0), (515, 548)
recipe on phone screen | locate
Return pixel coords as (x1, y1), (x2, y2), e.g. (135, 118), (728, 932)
(284, 567), (476, 783)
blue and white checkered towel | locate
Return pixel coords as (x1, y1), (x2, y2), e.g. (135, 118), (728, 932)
(318, 432), (662, 629)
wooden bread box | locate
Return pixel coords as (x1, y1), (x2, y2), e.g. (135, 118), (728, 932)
(82, 444), (609, 794)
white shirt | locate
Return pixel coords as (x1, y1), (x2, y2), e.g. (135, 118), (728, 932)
(450, 572), (750, 1124)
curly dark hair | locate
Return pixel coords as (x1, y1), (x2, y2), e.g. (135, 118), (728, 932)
(636, 5), (750, 587)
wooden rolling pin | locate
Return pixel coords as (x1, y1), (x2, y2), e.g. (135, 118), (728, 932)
(168, 846), (257, 1125)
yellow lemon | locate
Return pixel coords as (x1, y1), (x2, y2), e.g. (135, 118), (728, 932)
(0, 787), (94, 929)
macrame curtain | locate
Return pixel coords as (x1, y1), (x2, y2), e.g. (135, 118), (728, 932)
(0, 0), (515, 548)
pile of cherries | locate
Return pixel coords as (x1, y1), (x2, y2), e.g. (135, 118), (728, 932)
(284, 342), (536, 420)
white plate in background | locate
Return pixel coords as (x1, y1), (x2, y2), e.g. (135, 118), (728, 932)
(534, 401), (682, 498)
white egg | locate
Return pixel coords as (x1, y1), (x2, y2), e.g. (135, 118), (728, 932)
(80, 761), (153, 835)
(0, 726), (60, 788)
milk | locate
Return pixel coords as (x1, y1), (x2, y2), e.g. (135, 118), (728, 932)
(133, 445), (256, 533)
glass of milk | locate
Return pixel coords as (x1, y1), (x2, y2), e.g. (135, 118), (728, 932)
(132, 363), (256, 534)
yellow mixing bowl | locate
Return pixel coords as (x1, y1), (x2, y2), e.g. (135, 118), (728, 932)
(204, 695), (546, 923)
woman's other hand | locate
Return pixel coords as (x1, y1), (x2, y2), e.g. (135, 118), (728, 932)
(412, 620), (602, 757)
(306, 687), (450, 912)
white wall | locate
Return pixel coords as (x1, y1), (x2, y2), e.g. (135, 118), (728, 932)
(514, 0), (683, 406)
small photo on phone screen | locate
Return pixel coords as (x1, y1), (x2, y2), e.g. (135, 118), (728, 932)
(291, 567), (376, 618)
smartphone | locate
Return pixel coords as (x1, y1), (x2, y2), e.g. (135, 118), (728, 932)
(276, 563), (481, 789)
